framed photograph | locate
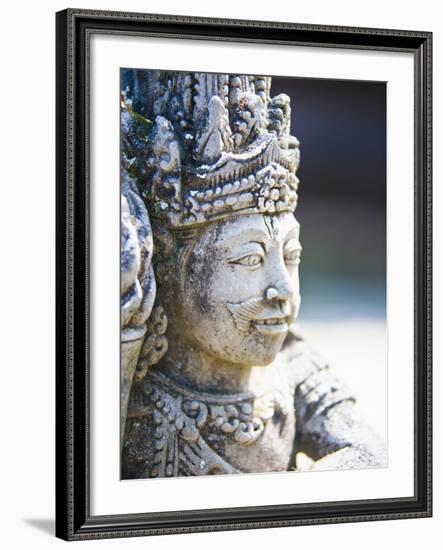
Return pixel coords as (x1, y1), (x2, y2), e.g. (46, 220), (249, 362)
(55, 8), (432, 541)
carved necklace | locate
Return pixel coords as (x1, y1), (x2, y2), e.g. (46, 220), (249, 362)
(137, 369), (270, 446)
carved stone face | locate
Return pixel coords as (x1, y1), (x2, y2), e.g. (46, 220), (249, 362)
(166, 211), (301, 367)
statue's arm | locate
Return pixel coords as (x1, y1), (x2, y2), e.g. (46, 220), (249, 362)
(289, 342), (386, 470)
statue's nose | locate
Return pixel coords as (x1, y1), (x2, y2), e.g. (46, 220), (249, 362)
(264, 249), (298, 305)
(265, 286), (293, 317)
(265, 287), (279, 301)
(265, 280), (295, 303)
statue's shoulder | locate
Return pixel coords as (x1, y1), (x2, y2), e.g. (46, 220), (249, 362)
(280, 324), (330, 388)
(280, 324), (356, 422)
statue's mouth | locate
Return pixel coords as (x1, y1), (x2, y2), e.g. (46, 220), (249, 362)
(227, 299), (294, 335)
(252, 316), (289, 336)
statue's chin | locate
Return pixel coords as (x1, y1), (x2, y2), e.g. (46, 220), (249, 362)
(217, 336), (286, 368)
(252, 328), (288, 365)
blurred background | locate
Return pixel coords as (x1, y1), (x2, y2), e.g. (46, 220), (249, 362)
(272, 76), (387, 442)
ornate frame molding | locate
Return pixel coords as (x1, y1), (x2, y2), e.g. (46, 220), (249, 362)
(55, 8), (432, 540)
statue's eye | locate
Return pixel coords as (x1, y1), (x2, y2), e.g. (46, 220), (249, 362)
(284, 249), (301, 265)
(231, 253), (264, 268)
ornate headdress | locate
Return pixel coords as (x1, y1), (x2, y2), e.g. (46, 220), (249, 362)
(121, 71), (300, 229)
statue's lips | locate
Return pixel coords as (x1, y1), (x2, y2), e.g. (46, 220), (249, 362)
(252, 317), (289, 336)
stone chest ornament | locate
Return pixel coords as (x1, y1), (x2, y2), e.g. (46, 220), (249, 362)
(120, 69), (386, 478)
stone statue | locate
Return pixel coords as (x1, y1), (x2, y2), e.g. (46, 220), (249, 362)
(120, 71), (386, 478)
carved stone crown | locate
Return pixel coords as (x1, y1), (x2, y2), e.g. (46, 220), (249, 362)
(123, 71), (300, 228)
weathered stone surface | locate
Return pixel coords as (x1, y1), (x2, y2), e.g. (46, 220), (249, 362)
(120, 70), (387, 477)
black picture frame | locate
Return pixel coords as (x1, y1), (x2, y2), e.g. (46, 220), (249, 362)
(55, 8), (432, 541)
